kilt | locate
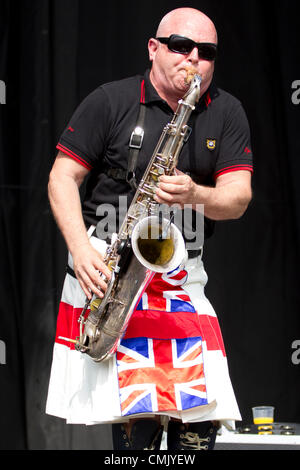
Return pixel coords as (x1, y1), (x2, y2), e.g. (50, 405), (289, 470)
(46, 231), (241, 426)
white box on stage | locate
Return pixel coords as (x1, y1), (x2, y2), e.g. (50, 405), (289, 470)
(215, 422), (300, 450)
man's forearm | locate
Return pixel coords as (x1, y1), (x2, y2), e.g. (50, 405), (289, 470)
(192, 181), (252, 221)
(156, 170), (252, 221)
(48, 171), (90, 256)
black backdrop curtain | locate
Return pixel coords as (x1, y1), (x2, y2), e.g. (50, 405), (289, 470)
(1, 0), (300, 450)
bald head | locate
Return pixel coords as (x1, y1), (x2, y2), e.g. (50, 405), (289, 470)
(148, 8), (217, 109)
(156, 8), (217, 44)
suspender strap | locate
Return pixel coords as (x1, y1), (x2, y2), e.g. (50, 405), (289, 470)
(104, 80), (146, 190)
(126, 102), (146, 190)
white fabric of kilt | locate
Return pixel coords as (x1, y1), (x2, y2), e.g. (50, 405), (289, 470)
(46, 232), (241, 426)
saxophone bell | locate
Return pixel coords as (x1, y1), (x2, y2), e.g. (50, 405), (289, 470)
(131, 215), (186, 273)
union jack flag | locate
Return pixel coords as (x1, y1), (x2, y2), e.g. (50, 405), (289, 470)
(116, 267), (209, 416)
(117, 336), (208, 416)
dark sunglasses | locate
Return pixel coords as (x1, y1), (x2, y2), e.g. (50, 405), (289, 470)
(156, 34), (217, 61)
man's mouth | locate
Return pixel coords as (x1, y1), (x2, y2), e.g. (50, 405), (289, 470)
(184, 66), (199, 85)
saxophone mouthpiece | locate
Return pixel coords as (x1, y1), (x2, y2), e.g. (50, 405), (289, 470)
(184, 67), (200, 85)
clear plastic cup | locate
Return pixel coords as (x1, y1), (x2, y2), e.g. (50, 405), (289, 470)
(252, 406), (275, 425)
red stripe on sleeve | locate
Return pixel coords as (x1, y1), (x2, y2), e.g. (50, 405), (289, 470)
(56, 143), (92, 170)
(214, 164), (253, 180)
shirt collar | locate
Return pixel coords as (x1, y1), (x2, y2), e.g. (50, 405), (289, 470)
(142, 69), (163, 104)
(142, 69), (218, 111)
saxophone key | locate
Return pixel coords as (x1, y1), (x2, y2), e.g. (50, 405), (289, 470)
(143, 183), (156, 191)
(150, 165), (166, 175)
(136, 200), (148, 208)
(139, 187), (154, 197)
(155, 154), (169, 164)
(152, 162), (167, 170)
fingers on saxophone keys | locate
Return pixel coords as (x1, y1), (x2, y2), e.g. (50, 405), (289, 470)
(86, 283), (103, 300)
(79, 280), (94, 300)
(155, 187), (174, 204)
(92, 272), (109, 298)
(79, 271), (106, 300)
(101, 263), (112, 280)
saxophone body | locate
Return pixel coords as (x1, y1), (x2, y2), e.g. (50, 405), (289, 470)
(60, 73), (202, 362)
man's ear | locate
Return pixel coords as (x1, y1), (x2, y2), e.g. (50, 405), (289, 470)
(148, 38), (158, 62)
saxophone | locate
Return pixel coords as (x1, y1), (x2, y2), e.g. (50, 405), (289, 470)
(59, 71), (202, 362)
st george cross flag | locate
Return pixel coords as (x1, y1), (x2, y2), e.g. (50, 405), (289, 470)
(46, 237), (241, 425)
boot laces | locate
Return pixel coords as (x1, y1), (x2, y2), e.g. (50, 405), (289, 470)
(180, 431), (210, 450)
(143, 426), (163, 450)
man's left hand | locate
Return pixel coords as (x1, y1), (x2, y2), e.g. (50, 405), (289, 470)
(154, 169), (196, 207)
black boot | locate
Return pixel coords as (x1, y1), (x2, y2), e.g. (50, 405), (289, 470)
(112, 419), (163, 450)
(167, 420), (218, 451)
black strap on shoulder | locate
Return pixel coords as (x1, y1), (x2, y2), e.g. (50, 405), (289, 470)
(126, 103), (146, 190)
(104, 80), (146, 190)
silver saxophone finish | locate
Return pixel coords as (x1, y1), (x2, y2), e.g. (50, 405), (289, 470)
(59, 73), (202, 362)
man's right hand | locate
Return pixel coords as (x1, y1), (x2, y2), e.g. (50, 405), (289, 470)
(71, 243), (112, 300)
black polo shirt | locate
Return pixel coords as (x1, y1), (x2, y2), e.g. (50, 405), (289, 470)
(56, 69), (253, 238)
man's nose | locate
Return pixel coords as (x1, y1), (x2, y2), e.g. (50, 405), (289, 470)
(187, 46), (199, 63)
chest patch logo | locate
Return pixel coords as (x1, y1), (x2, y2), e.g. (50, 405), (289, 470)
(206, 139), (216, 151)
